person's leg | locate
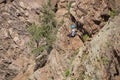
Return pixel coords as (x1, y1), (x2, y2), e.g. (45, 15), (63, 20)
(71, 31), (75, 37)
(67, 31), (76, 37)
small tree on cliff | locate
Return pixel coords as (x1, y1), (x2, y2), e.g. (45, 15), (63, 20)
(28, 0), (57, 54)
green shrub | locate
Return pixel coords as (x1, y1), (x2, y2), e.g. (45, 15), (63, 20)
(65, 69), (70, 77)
(28, 0), (57, 54)
(83, 34), (89, 41)
(110, 10), (117, 18)
(28, 23), (43, 42)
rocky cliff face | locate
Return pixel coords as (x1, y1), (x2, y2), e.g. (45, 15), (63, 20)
(0, 0), (42, 80)
(69, 15), (120, 80)
(0, 0), (120, 80)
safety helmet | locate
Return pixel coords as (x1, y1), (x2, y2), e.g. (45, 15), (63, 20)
(71, 24), (76, 29)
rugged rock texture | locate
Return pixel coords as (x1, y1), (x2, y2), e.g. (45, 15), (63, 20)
(28, 14), (120, 80)
(70, 0), (120, 36)
(55, 0), (120, 41)
(69, 14), (120, 80)
(28, 0), (120, 80)
(0, 0), (120, 80)
(0, 0), (41, 79)
(0, 0), (58, 80)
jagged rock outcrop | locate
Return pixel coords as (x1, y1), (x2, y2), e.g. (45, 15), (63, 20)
(28, 0), (120, 80)
(69, 0), (120, 36)
(0, 0), (59, 80)
(69, 14), (120, 80)
(55, 0), (120, 41)
(0, 0), (42, 79)
(0, 0), (120, 80)
(28, 14), (120, 80)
